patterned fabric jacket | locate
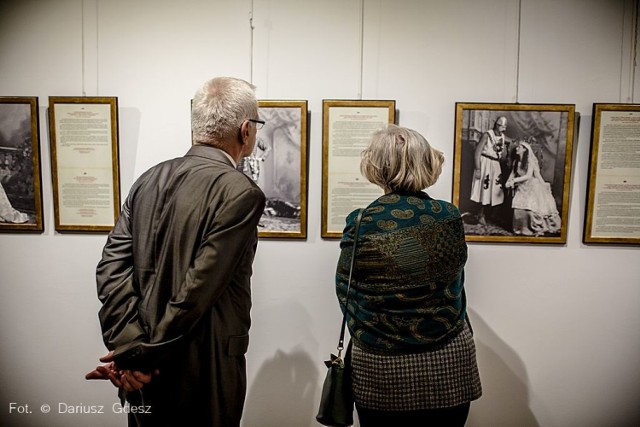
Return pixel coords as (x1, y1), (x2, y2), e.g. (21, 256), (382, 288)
(336, 192), (468, 354)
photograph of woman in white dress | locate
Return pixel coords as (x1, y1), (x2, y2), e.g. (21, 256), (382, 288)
(505, 138), (561, 236)
(456, 106), (573, 239)
(0, 180), (29, 223)
(0, 101), (40, 227)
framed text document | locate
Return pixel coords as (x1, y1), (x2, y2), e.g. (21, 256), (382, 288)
(584, 103), (640, 244)
(49, 97), (120, 232)
(321, 100), (396, 238)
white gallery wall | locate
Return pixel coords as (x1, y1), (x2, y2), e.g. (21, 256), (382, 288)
(1, 0), (639, 426)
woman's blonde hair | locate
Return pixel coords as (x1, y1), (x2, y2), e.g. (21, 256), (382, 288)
(360, 124), (444, 193)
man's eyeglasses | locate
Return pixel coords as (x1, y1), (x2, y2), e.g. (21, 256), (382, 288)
(247, 119), (266, 130)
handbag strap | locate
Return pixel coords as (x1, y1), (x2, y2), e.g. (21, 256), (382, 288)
(337, 208), (365, 356)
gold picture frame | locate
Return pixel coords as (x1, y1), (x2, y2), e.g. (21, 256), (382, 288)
(0, 96), (44, 232)
(239, 100), (308, 239)
(48, 97), (120, 232)
(583, 103), (640, 245)
(321, 99), (396, 238)
(453, 102), (576, 244)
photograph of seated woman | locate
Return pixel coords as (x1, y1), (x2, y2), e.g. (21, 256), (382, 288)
(0, 181), (29, 223)
(0, 152), (30, 224)
(505, 137), (561, 236)
(335, 125), (482, 427)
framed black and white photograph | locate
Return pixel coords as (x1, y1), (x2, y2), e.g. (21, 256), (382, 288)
(49, 96), (120, 232)
(452, 102), (576, 244)
(0, 96), (44, 232)
(239, 100), (308, 239)
(584, 103), (640, 245)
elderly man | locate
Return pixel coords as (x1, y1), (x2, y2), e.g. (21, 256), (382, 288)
(87, 76), (266, 426)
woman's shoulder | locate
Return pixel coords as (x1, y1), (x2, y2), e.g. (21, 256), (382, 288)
(426, 197), (462, 217)
(363, 193), (461, 224)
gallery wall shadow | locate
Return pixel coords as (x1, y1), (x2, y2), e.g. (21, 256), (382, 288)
(242, 347), (319, 427)
(466, 309), (540, 427)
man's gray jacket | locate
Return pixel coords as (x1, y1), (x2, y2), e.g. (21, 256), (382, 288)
(96, 144), (265, 426)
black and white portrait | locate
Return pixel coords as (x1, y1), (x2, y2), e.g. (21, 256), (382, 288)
(0, 98), (43, 232)
(239, 101), (308, 238)
(453, 103), (575, 243)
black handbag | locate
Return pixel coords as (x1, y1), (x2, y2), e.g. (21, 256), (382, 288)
(316, 208), (364, 427)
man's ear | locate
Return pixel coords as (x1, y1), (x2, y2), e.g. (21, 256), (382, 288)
(240, 120), (250, 144)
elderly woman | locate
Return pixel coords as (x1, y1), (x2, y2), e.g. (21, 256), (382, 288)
(335, 125), (482, 426)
